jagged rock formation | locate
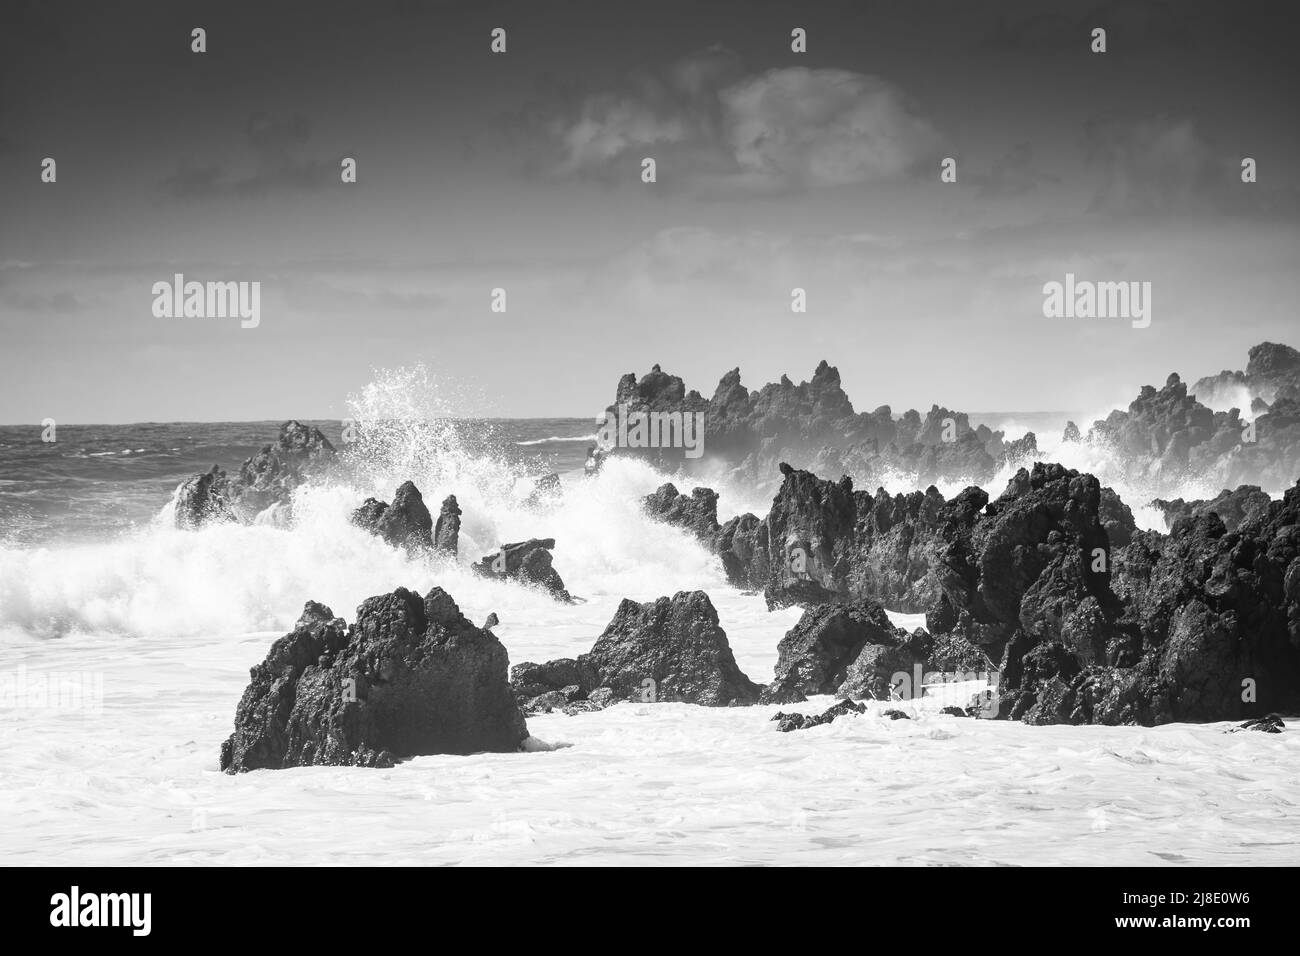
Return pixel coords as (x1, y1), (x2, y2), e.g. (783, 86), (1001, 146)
(602, 341), (1300, 499)
(760, 599), (907, 704)
(433, 494), (461, 555)
(1152, 485), (1272, 533)
(220, 587), (528, 771)
(600, 361), (1029, 491)
(642, 455), (1300, 725)
(642, 483), (720, 542)
(173, 420), (336, 529)
(1192, 342), (1300, 408)
(350, 480), (433, 551)
(1089, 357), (1300, 492)
(510, 590), (761, 710)
(474, 538), (573, 602)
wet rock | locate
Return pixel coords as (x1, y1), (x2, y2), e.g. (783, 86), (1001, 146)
(350, 480), (433, 551)
(226, 420), (336, 520)
(581, 591), (761, 706)
(174, 465), (238, 530)
(220, 587), (528, 771)
(772, 698), (865, 733)
(761, 599), (906, 703)
(1228, 714), (1285, 733)
(1152, 485), (1271, 533)
(642, 483), (721, 542)
(433, 494), (461, 555)
(475, 538), (573, 602)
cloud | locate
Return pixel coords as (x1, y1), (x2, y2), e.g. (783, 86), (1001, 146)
(548, 47), (943, 193)
(162, 113), (334, 199)
(974, 142), (1060, 198)
(1083, 116), (1230, 215)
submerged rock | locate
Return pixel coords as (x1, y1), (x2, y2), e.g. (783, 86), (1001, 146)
(772, 698), (865, 732)
(220, 587), (528, 771)
(1228, 714), (1286, 733)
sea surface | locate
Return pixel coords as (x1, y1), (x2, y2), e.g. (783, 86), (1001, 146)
(1, 411), (1297, 865)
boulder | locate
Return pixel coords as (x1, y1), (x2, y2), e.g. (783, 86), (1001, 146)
(512, 591), (760, 709)
(475, 538), (573, 602)
(220, 587), (528, 771)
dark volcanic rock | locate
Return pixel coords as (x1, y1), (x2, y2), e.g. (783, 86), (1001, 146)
(173, 420), (336, 528)
(642, 483), (721, 542)
(227, 420), (336, 520)
(772, 698), (865, 732)
(475, 538), (573, 602)
(839, 627), (931, 701)
(1152, 485), (1271, 533)
(513, 591), (760, 709)
(583, 591), (761, 706)
(762, 599), (906, 703)
(433, 494), (461, 555)
(220, 587), (528, 771)
(174, 465), (238, 530)
(350, 481), (434, 551)
(1193, 342), (1300, 408)
(1228, 714), (1285, 733)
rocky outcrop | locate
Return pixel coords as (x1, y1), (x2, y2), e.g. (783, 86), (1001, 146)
(602, 341), (1300, 498)
(174, 465), (238, 530)
(1089, 352), (1300, 492)
(761, 599), (907, 704)
(600, 361), (1024, 491)
(1193, 342), (1300, 408)
(1153, 485), (1271, 533)
(229, 420), (336, 518)
(1006, 478), (1300, 725)
(173, 420), (336, 529)
(474, 538), (573, 602)
(838, 628), (932, 701)
(220, 587), (528, 771)
(510, 590), (761, 710)
(433, 494), (461, 555)
(350, 481), (433, 551)
(642, 483), (720, 542)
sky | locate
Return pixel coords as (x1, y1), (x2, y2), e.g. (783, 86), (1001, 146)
(1, 0), (1297, 423)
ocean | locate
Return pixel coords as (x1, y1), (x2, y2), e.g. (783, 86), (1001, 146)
(1, 413), (1296, 865)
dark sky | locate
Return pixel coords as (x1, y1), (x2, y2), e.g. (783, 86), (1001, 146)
(1, 0), (1297, 423)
